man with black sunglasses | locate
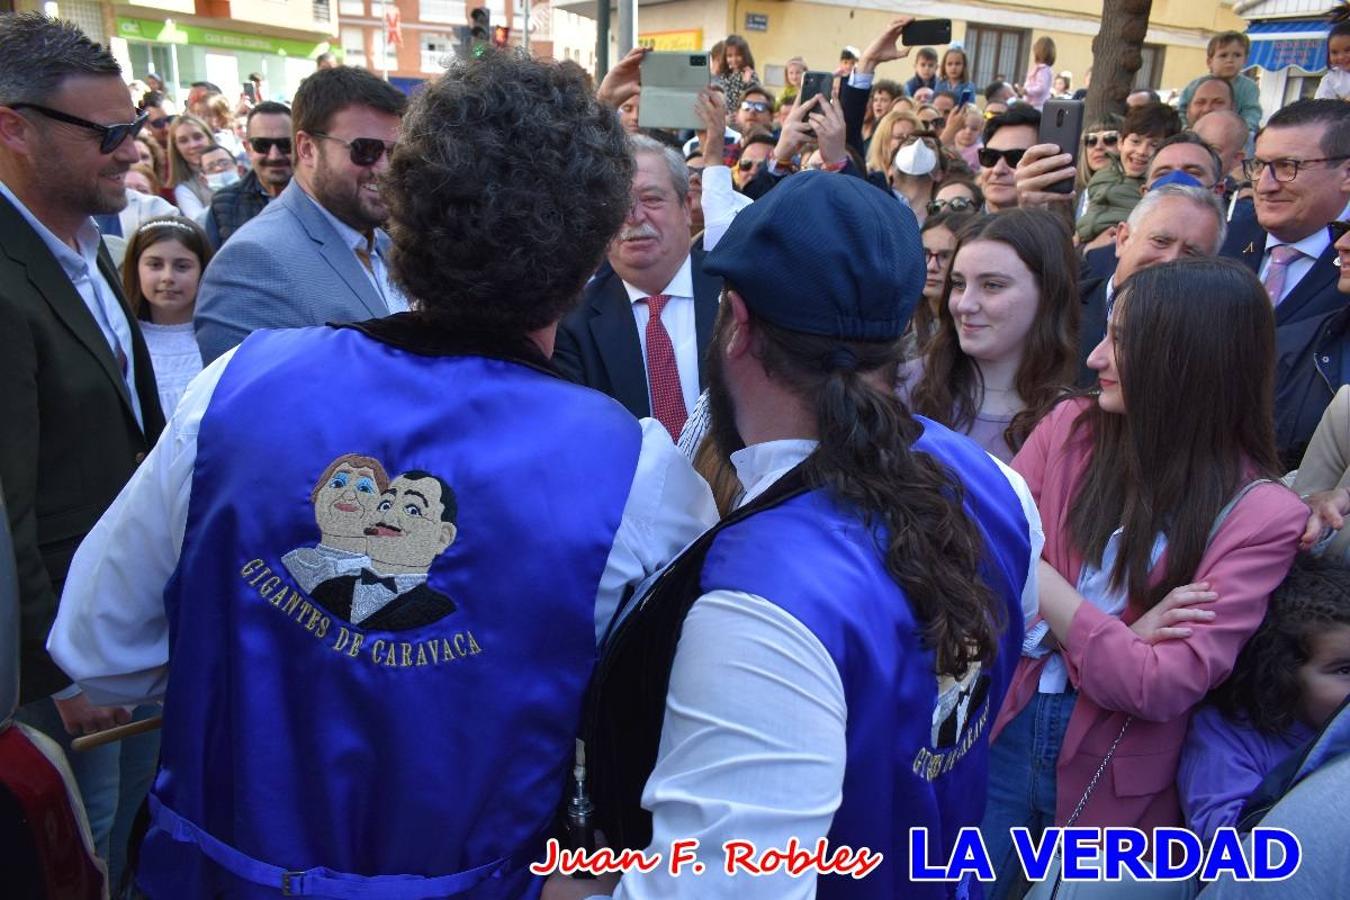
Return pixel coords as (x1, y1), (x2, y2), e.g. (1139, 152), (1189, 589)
(195, 66), (407, 363)
(0, 12), (166, 885)
(202, 100), (292, 247)
(978, 104), (1040, 212)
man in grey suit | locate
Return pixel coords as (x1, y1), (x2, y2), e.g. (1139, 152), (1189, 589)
(195, 66), (407, 364)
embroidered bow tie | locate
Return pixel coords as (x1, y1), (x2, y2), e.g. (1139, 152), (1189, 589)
(359, 569), (398, 591)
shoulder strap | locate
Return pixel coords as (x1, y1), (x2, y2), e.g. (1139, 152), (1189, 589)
(1206, 478), (1274, 546)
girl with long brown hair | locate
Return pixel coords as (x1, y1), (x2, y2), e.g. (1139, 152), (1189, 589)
(980, 258), (1307, 897)
(904, 208), (1079, 461)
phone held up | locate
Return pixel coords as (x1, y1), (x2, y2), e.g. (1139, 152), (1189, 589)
(638, 52), (711, 132)
(1037, 99), (1085, 194)
(902, 19), (953, 47)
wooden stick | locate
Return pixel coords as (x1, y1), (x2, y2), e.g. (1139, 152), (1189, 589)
(71, 715), (163, 752)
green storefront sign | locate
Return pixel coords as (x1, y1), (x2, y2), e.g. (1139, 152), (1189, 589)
(117, 17), (330, 59)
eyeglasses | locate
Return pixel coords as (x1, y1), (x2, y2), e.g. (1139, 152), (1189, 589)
(923, 248), (954, 266)
(977, 147), (1026, 169)
(740, 100), (771, 114)
(309, 132), (396, 167)
(10, 103), (148, 154)
(248, 136), (293, 156)
(737, 157), (765, 171)
(1330, 220), (1350, 244)
(920, 116), (946, 130)
(148, 115), (171, 130)
(1084, 131), (1119, 148)
(926, 196), (977, 215)
(1242, 155), (1350, 183)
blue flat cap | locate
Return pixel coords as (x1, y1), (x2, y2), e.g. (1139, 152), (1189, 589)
(703, 171), (925, 341)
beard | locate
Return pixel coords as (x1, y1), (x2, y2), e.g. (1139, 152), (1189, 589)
(312, 152), (385, 232)
(36, 148), (129, 218)
(704, 308), (747, 464)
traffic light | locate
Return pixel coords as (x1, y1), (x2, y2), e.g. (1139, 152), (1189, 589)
(470, 7), (489, 43)
(492, 25), (510, 48)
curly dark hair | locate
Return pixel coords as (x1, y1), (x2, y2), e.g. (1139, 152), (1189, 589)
(383, 52), (634, 336)
(1210, 556), (1350, 734)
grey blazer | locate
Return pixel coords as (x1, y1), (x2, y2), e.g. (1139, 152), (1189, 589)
(194, 180), (395, 364)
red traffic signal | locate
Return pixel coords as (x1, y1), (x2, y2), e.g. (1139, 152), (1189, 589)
(492, 25), (510, 47)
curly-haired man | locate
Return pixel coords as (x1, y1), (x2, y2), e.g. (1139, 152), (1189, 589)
(52, 51), (717, 896)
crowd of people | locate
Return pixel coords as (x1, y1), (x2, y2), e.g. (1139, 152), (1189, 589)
(1, 6), (1349, 899)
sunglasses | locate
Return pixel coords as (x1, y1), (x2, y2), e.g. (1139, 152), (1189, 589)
(926, 196), (977, 215)
(248, 136), (293, 156)
(977, 147), (1026, 169)
(310, 132), (396, 167)
(1084, 131), (1119, 148)
(148, 115), (171, 130)
(11, 103), (148, 154)
(1330, 220), (1350, 244)
(737, 158), (764, 171)
(740, 100), (771, 113)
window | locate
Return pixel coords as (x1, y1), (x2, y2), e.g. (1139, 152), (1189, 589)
(1134, 44), (1165, 91)
(338, 0), (364, 15)
(965, 25), (1030, 93)
(341, 26), (367, 67)
(420, 0), (456, 23)
(421, 32), (454, 73)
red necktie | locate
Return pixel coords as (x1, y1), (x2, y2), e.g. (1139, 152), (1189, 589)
(644, 294), (688, 440)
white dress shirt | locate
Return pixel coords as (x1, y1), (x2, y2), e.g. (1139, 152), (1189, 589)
(306, 189), (409, 314)
(48, 349), (718, 705)
(699, 165), (754, 253)
(623, 256), (701, 416)
(1259, 225), (1333, 305)
(0, 178), (144, 431)
(607, 439), (1043, 900)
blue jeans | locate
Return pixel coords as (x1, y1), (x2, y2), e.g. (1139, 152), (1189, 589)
(981, 689), (1077, 900)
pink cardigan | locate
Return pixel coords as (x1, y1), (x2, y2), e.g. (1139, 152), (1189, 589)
(992, 399), (1305, 831)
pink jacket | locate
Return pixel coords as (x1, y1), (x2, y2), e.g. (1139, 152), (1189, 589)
(992, 399), (1305, 831)
(1023, 62), (1053, 110)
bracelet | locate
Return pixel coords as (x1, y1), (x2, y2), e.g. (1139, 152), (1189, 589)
(820, 158), (848, 173)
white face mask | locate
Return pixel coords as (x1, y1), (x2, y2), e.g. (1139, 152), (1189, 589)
(205, 169), (241, 192)
(894, 140), (938, 177)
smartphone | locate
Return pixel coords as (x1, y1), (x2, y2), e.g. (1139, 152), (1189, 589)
(638, 52), (711, 131)
(1038, 99), (1085, 194)
(242, 82), (257, 102)
(799, 71), (834, 109)
(903, 19), (953, 47)
(959, 87), (975, 107)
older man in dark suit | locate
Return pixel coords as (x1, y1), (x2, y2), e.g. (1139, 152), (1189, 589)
(1221, 100), (1350, 466)
(0, 13), (165, 872)
(553, 134), (722, 440)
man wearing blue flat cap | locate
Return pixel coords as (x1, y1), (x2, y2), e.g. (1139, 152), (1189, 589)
(550, 172), (1044, 900)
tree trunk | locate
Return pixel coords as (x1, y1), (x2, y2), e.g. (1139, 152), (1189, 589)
(1085, 0), (1155, 124)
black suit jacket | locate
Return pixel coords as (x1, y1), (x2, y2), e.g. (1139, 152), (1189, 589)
(0, 193), (165, 703)
(311, 575), (457, 632)
(1222, 215), (1350, 462)
(552, 250), (722, 418)
(1076, 275), (1112, 388)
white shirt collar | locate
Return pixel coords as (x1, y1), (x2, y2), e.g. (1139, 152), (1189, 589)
(622, 254), (695, 304)
(731, 439), (819, 506)
(0, 177), (102, 272)
(1264, 224), (1331, 261)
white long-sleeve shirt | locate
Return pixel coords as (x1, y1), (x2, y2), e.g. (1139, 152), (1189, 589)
(604, 440), (1043, 899)
(48, 346), (719, 706)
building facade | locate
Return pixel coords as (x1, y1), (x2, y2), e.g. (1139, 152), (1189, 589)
(558, 0), (1252, 102)
(16, 0), (337, 105)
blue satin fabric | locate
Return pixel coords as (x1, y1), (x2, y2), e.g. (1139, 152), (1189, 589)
(700, 419), (1031, 899)
(140, 326), (642, 897)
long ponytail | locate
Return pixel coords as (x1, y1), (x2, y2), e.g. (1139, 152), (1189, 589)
(754, 318), (1004, 678)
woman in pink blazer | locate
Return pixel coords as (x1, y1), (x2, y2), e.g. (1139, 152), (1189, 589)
(980, 258), (1306, 898)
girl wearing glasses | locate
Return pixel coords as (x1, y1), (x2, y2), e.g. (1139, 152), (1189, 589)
(167, 114), (215, 219)
(903, 204), (981, 361)
(122, 216), (213, 416)
(1076, 115), (1123, 219)
(903, 209), (1079, 463)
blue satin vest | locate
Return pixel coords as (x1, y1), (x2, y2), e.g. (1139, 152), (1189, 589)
(700, 421), (1030, 900)
(140, 326), (642, 898)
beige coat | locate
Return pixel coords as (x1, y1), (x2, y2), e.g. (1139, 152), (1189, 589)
(1294, 386), (1350, 561)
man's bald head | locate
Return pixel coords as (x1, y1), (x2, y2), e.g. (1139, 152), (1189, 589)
(1192, 109), (1249, 179)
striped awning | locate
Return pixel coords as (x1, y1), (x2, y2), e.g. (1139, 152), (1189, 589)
(1246, 19), (1330, 72)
